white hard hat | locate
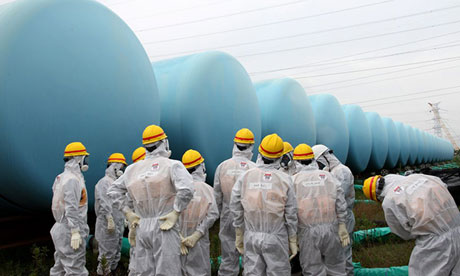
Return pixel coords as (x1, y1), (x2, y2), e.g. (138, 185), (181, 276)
(312, 144), (330, 160)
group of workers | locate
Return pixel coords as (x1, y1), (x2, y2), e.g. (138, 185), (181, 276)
(49, 124), (460, 276)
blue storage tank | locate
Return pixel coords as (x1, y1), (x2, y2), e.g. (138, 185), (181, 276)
(394, 121), (409, 166)
(421, 131), (428, 163)
(0, 0), (159, 213)
(254, 78), (316, 147)
(405, 126), (419, 165)
(152, 51), (261, 184)
(415, 129), (424, 164)
(382, 117), (401, 169)
(365, 112), (388, 171)
(342, 104), (372, 173)
(309, 94), (349, 163)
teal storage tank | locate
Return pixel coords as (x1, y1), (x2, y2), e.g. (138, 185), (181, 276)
(406, 126), (419, 165)
(254, 78), (316, 148)
(0, 0), (160, 213)
(152, 51), (261, 184)
(394, 121), (409, 166)
(382, 117), (400, 169)
(414, 129), (424, 164)
(342, 104), (372, 173)
(365, 112), (388, 171)
(309, 94), (349, 163)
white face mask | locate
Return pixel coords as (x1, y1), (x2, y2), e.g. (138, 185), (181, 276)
(116, 169), (123, 177)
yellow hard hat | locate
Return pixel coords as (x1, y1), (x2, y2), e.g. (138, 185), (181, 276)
(64, 142), (90, 157)
(234, 128), (255, 144)
(132, 147), (146, 163)
(363, 175), (382, 201)
(182, 149), (204, 169)
(142, 125), (167, 145)
(108, 153), (127, 165)
(282, 142), (294, 155)
(259, 134), (284, 159)
(293, 144), (314, 160)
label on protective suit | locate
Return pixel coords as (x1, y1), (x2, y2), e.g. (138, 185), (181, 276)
(301, 180), (324, 187)
(406, 179), (427, 195)
(248, 182), (273, 190)
(226, 169), (244, 176)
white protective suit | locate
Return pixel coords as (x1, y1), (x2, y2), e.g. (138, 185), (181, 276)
(380, 174), (460, 276)
(95, 163), (125, 274)
(108, 142), (194, 276)
(230, 154), (298, 276)
(50, 157), (89, 276)
(317, 152), (355, 275)
(180, 164), (219, 276)
(214, 144), (256, 276)
(293, 160), (348, 276)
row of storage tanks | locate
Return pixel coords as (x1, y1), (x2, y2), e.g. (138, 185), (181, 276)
(0, 0), (454, 214)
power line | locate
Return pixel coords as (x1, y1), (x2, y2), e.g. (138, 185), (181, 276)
(287, 41), (460, 76)
(149, 19), (460, 59)
(304, 58), (460, 90)
(361, 91), (460, 108)
(237, 21), (460, 58)
(307, 64), (460, 92)
(143, 0), (420, 44)
(137, 0), (309, 32)
(346, 85), (460, 105)
(295, 56), (460, 79)
(129, 0), (229, 21)
(249, 29), (460, 75)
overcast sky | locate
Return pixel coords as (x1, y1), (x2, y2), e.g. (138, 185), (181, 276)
(2, 0), (459, 146)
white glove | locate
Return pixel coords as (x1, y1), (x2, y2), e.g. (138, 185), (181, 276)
(289, 235), (298, 260)
(338, 222), (350, 247)
(183, 231), (203, 248)
(159, 210), (180, 230)
(70, 229), (82, 250)
(128, 225), (137, 247)
(124, 209), (140, 228)
(107, 215), (115, 233)
(179, 233), (189, 255)
(235, 228), (244, 255)
(124, 219), (129, 228)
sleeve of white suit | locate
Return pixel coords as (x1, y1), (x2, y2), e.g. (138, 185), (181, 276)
(95, 179), (112, 219)
(230, 174), (244, 229)
(196, 189), (220, 235)
(382, 199), (415, 240)
(63, 178), (82, 232)
(284, 177), (298, 237)
(171, 161), (194, 212)
(335, 167), (355, 210)
(213, 164), (224, 214)
(334, 177), (348, 224)
(107, 173), (130, 212)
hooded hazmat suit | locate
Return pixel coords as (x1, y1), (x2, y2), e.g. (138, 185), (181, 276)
(108, 142), (194, 276)
(50, 158), (89, 276)
(230, 154), (298, 276)
(95, 163), (125, 274)
(180, 164), (219, 276)
(293, 160), (347, 276)
(317, 152), (355, 275)
(214, 144), (256, 276)
(380, 174), (460, 276)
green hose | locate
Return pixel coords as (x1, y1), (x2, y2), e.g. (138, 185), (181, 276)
(353, 262), (408, 275)
(353, 227), (392, 244)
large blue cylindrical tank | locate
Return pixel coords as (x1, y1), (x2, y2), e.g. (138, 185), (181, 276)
(342, 105), (372, 173)
(152, 51), (261, 184)
(365, 112), (388, 171)
(421, 131), (428, 163)
(0, 0), (159, 213)
(254, 78), (316, 147)
(414, 129), (424, 164)
(394, 121), (409, 166)
(309, 94), (349, 163)
(382, 117), (400, 169)
(405, 126), (419, 165)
